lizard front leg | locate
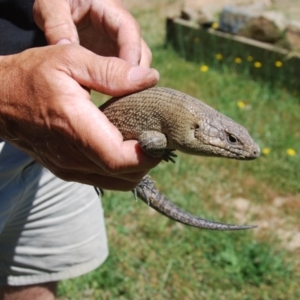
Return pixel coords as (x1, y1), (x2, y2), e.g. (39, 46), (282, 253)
(138, 131), (177, 162)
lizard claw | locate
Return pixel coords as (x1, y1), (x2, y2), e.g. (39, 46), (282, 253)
(133, 188), (138, 201)
(162, 149), (177, 163)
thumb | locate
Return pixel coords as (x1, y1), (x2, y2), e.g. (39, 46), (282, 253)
(33, 0), (79, 45)
(62, 45), (160, 96)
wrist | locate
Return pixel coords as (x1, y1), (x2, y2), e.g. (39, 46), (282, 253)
(0, 54), (18, 140)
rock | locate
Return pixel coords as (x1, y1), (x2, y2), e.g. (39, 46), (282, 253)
(286, 20), (300, 51)
(262, 11), (286, 32)
(184, 0), (271, 15)
(238, 11), (286, 43)
(181, 6), (213, 25)
(219, 5), (258, 34)
(218, 1), (271, 34)
(181, 6), (199, 22)
(197, 8), (214, 25)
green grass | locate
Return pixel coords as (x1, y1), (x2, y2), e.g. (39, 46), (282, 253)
(152, 46), (300, 194)
(58, 2), (300, 299)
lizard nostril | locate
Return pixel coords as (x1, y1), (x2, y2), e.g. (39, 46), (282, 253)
(253, 144), (261, 157)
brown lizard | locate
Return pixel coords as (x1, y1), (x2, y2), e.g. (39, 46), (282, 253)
(100, 87), (260, 230)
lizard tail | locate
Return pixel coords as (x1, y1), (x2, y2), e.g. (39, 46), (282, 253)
(134, 175), (256, 231)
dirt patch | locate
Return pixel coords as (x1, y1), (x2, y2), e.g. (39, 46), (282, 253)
(231, 194), (300, 251)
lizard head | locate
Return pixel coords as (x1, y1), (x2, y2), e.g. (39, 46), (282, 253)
(176, 110), (260, 160)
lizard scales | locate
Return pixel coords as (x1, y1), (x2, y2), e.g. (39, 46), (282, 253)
(100, 87), (260, 230)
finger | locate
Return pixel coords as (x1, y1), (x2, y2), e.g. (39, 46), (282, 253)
(99, 139), (161, 175)
(48, 162), (150, 189)
(52, 45), (160, 173)
(139, 39), (153, 67)
(39, 132), (158, 180)
(117, 17), (142, 65)
(33, 0), (79, 45)
(59, 45), (159, 96)
(74, 173), (144, 191)
(74, 104), (161, 174)
(99, 3), (144, 65)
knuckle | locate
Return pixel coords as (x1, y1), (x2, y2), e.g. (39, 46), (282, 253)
(101, 157), (122, 175)
(55, 44), (80, 64)
(104, 57), (127, 86)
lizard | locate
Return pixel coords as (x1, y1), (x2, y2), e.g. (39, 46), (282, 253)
(99, 87), (260, 230)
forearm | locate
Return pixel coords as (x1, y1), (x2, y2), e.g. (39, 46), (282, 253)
(0, 55), (14, 141)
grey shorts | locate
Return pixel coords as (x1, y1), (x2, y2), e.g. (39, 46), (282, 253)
(0, 142), (108, 286)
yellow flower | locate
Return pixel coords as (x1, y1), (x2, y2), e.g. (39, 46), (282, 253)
(262, 148), (271, 155)
(287, 148), (296, 156)
(237, 101), (246, 109)
(247, 56), (253, 61)
(215, 53), (223, 61)
(234, 57), (242, 64)
(211, 22), (219, 29)
(194, 37), (200, 43)
(254, 61), (262, 68)
(275, 60), (283, 68)
(200, 65), (209, 72)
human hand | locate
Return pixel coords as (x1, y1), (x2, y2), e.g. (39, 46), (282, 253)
(0, 44), (159, 190)
(33, 0), (151, 66)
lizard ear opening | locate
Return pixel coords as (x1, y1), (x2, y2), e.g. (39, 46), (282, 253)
(190, 124), (200, 129)
(193, 123), (200, 139)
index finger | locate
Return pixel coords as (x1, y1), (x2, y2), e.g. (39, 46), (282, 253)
(78, 106), (161, 174)
(101, 3), (145, 65)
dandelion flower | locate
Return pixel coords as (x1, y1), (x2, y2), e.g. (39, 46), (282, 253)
(200, 65), (209, 72)
(275, 60), (283, 68)
(247, 56), (253, 61)
(234, 57), (242, 64)
(237, 101), (246, 109)
(287, 148), (296, 156)
(211, 22), (219, 29)
(215, 53), (223, 61)
(262, 148), (271, 155)
(254, 61), (262, 68)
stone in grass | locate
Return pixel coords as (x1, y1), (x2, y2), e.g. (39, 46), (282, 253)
(181, 6), (213, 25)
(286, 20), (300, 51)
(219, 5), (257, 34)
(218, 1), (271, 35)
(238, 11), (287, 43)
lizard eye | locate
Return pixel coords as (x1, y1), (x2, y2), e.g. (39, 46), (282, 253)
(227, 134), (238, 144)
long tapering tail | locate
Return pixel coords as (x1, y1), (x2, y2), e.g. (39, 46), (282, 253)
(134, 175), (256, 231)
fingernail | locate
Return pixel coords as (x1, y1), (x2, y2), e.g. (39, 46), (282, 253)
(56, 39), (72, 45)
(129, 66), (159, 82)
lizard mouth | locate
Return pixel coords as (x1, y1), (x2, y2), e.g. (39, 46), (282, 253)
(207, 142), (260, 160)
(229, 144), (260, 160)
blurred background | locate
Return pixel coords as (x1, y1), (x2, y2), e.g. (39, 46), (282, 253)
(58, 1), (300, 299)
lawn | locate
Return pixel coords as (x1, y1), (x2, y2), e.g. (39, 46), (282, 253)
(58, 1), (300, 299)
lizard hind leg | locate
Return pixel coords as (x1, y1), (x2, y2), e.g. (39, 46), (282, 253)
(138, 131), (176, 162)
